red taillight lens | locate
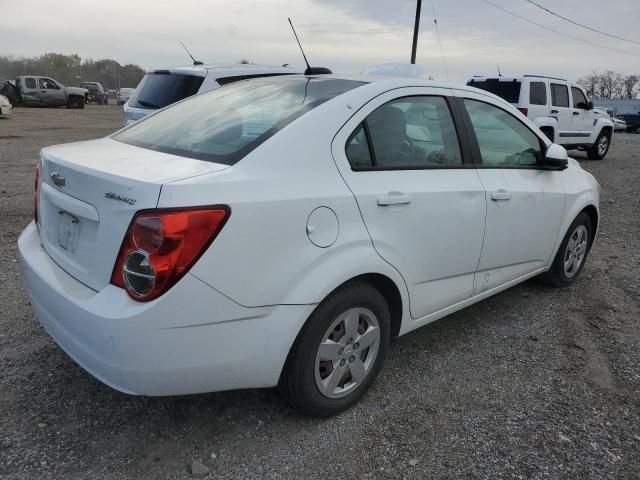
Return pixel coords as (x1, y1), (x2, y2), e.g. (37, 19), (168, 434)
(517, 107), (529, 117)
(111, 206), (230, 301)
(34, 166), (39, 224)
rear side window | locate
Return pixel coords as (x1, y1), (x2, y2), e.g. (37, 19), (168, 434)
(551, 83), (569, 107)
(466, 79), (521, 103)
(114, 77), (363, 165)
(346, 96), (462, 169)
(216, 73), (295, 86)
(529, 82), (547, 105)
(571, 87), (588, 108)
(24, 78), (36, 89)
(129, 72), (205, 109)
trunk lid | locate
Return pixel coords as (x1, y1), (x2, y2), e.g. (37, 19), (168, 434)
(37, 137), (229, 291)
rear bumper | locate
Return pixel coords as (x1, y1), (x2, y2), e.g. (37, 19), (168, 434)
(18, 222), (312, 396)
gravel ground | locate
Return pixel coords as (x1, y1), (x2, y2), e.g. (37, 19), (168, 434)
(1, 107), (639, 479)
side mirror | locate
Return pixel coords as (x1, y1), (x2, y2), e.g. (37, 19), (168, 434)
(586, 100), (594, 110)
(543, 144), (568, 170)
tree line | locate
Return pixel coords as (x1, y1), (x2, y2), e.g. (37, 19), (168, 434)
(0, 53), (145, 90)
(577, 71), (639, 100)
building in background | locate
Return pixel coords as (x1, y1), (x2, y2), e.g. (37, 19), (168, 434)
(593, 99), (640, 116)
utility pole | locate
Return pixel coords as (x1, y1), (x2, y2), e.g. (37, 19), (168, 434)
(411, 0), (422, 64)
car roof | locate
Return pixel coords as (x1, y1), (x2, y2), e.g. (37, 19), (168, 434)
(145, 64), (304, 77)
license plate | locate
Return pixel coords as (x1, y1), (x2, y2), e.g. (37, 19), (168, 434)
(57, 211), (80, 253)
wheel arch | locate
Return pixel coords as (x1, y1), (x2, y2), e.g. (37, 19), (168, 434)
(581, 204), (599, 247)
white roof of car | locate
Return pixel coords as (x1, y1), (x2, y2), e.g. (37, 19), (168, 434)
(146, 64), (303, 78)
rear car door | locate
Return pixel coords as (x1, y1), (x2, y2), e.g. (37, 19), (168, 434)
(331, 87), (486, 319)
(455, 91), (565, 293)
(21, 77), (40, 105)
(550, 82), (574, 140)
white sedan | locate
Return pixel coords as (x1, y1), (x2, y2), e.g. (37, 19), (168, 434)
(19, 75), (599, 417)
(117, 87), (135, 106)
(0, 94), (12, 116)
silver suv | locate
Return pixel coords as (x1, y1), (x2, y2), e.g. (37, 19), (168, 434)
(122, 64), (302, 126)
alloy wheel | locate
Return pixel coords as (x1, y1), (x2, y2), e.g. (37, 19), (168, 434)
(563, 224), (588, 278)
(314, 307), (380, 399)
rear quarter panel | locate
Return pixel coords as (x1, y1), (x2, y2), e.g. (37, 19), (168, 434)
(158, 95), (410, 309)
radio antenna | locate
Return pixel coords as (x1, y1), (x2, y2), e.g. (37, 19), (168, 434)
(497, 65), (502, 76)
(180, 41), (203, 66)
(287, 18), (332, 75)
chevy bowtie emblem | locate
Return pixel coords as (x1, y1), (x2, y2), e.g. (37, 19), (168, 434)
(105, 191), (137, 205)
(50, 171), (66, 187)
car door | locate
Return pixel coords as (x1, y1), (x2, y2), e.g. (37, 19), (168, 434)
(21, 77), (40, 105)
(331, 87), (486, 319)
(550, 82), (575, 141)
(39, 78), (66, 106)
(570, 86), (595, 135)
(454, 91), (565, 293)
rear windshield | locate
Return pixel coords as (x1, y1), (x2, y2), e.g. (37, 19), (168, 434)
(467, 79), (522, 104)
(128, 72), (205, 110)
(113, 76), (364, 164)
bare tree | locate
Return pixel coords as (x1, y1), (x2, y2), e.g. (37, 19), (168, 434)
(622, 75), (639, 99)
(577, 70), (599, 98)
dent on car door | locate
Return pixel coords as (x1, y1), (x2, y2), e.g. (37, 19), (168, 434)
(457, 94), (565, 293)
(331, 88), (487, 319)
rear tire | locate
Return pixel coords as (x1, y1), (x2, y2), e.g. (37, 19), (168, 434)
(539, 212), (592, 288)
(587, 130), (610, 160)
(280, 281), (391, 417)
(66, 96), (84, 109)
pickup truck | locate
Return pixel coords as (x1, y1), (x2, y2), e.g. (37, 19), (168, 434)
(10, 76), (87, 108)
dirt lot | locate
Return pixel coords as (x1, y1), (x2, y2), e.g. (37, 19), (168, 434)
(1, 106), (639, 479)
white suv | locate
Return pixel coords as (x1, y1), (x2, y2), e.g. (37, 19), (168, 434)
(467, 75), (614, 160)
(123, 64), (302, 126)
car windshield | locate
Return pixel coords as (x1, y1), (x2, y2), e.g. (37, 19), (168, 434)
(467, 79), (522, 104)
(113, 76), (364, 164)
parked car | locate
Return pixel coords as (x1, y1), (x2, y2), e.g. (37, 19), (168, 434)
(0, 78), (20, 106)
(13, 76), (87, 108)
(80, 82), (108, 105)
(617, 114), (640, 133)
(613, 117), (627, 132)
(0, 94), (12, 116)
(467, 75), (614, 160)
(117, 87), (135, 105)
(19, 75), (600, 417)
(122, 64), (303, 125)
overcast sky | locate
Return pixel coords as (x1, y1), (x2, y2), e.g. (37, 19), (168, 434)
(1, 0), (638, 82)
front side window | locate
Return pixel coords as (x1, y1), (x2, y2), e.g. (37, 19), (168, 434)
(463, 99), (542, 167)
(551, 83), (569, 107)
(39, 78), (58, 89)
(346, 96), (462, 169)
(114, 77), (363, 164)
(571, 87), (588, 108)
(529, 82), (547, 105)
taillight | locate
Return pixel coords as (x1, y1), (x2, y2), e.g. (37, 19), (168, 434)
(34, 166), (39, 224)
(517, 107), (529, 117)
(111, 206), (230, 301)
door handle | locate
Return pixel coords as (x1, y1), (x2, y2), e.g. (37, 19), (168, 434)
(491, 190), (512, 201)
(377, 192), (411, 206)
(551, 109), (559, 114)
(573, 111), (580, 115)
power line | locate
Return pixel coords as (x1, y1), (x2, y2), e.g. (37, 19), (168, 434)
(522, 0), (640, 46)
(479, 0), (640, 58)
(430, 0), (449, 81)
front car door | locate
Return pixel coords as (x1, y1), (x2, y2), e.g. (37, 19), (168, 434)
(454, 91), (565, 293)
(570, 86), (595, 136)
(39, 78), (66, 106)
(331, 87), (486, 319)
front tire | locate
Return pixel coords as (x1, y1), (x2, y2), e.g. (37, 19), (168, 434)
(280, 281), (391, 417)
(587, 130), (610, 160)
(540, 212), (592, 287)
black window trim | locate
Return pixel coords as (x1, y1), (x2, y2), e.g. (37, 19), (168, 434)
(455, 96), (552, 170)
(345, 94), (475, 172)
